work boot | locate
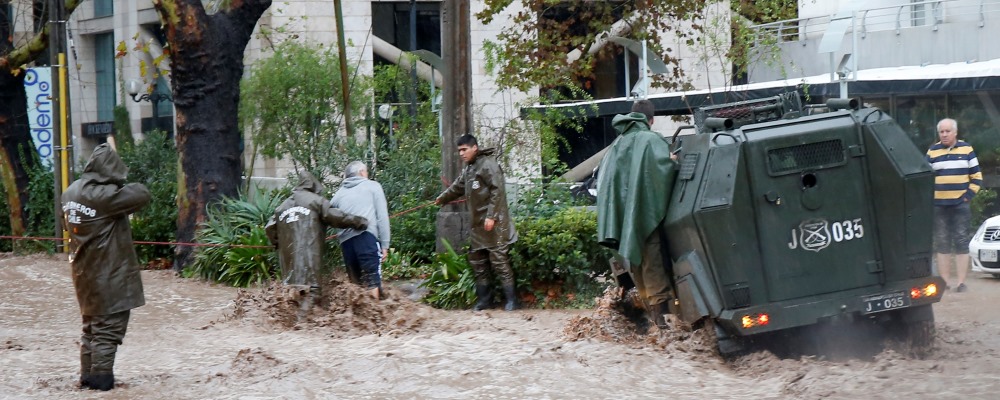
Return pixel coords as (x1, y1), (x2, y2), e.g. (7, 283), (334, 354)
(503, 284), (518, 311)
(87, 373), (114, 391)
(473, 284), (493, 311)
(649, 302), (671, 330)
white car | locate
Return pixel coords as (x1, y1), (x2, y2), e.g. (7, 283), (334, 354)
(970, 215), (1000, 278)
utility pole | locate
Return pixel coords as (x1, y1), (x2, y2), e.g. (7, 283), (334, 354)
(333, 0), (353, 136)
(408, 0), (418, 120)
(436, 0), (472, 252)
(49, 0), (70, 252)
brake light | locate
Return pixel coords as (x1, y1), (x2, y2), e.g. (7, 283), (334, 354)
(741, 313), (770, 329)
(910, 284), (939, 299)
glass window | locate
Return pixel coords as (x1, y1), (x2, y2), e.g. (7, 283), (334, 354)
(94, 33), (115, 121)
(892, 95), (945, 151)
(911, 1), (926, 26)
(949, 92), (1000, 178)
(94, 0), (113, 18)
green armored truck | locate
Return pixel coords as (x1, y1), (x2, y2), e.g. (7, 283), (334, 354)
(635, 94), (944, 354)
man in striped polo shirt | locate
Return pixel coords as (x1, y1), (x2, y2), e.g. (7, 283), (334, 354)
(926, 118), (982, 293)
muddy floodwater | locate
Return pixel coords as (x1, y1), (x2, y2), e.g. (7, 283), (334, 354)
(2, 253), (1000, 399)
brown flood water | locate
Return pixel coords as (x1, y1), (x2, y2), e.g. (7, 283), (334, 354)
(2, 253), (999, 399)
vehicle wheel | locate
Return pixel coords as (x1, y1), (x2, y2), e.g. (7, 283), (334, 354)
(698, 318), (743, 357)
(890, 305), (935, 358)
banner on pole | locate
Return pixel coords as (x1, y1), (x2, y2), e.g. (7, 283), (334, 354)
(24, 67), (54, 168)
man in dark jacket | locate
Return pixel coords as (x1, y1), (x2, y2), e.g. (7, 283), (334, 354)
(435, 134), (519, 311)
(596, 99), (678, 329)
(265, 171), (368, 319)
(62, 143), (151, 391)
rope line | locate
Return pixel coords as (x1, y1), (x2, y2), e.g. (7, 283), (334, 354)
(2, 199), (465, 249)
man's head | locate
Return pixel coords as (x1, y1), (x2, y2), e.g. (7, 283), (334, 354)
(631, 99), (655, 124)
(456, 134), (479, 164)
(937, 118), (959, 147)
(83, 143), (129, 184)
(344, 161), (368, 179)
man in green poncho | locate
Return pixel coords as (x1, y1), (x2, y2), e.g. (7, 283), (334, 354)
(597, 99), (678, 329)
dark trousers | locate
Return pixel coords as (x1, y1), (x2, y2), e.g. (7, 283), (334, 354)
(468, 244), (515, 287)
(633, 232), (673, 306)
(81, 310), (130, 375)
(341, 232), (382, 289)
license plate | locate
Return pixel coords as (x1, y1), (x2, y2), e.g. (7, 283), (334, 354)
(982, 249), (998, 262)
(862, 292), (911, 314)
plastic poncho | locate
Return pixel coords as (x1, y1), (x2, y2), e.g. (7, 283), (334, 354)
(436, 147), (517, 250)
(596, 112), (677, 267)
(265, 172), (367, 286)
(62, 143), (151, 316)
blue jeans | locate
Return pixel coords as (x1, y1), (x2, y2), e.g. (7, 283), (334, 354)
(341, 232), (382, 289)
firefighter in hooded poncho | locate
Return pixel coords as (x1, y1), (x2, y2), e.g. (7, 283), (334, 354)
(62, 143), (151, 391)
(596, 100), (678, 329)
(265, 171), (368, 318)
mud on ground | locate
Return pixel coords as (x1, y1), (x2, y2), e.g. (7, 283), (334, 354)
(2, 253), (1000, 399)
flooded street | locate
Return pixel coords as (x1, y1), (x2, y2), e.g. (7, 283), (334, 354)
(2, 253), (1000, 399)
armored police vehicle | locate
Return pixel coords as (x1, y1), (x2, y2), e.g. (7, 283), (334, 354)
(647, 94), (944, 354)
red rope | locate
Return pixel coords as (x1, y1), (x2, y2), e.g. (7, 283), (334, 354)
(3, 199), (466, 249)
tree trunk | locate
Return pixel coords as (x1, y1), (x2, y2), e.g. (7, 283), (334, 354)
(0, 0), (81, 236)
(0, 66), (34, 236)
(153, 0), (272, 272)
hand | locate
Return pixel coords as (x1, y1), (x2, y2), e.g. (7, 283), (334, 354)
(484, 218), (495, 232)
(382, 248), (389, 262)
(352, 216), (368, 230)
(434, 197), (443, 206)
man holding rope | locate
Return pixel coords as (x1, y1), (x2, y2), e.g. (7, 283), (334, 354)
(435, 134), (519, 311)
(331, 161), (390, 300)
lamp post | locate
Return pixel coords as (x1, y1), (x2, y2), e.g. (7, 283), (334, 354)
(127, 80), (174, 136)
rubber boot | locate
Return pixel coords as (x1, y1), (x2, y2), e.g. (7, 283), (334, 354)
(88, 373), (114, 391)
(503, 284), (518, 311)
(79, 353), (92, 388)
(473, 284), (493, 311)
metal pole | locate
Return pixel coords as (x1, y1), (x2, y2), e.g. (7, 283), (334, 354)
(49, 0), (68, 252)
(409, 0), (418, 120)
(333, 0), (354, 136)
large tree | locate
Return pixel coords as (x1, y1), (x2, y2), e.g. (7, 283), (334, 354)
(0, 0), (82, 236)
(151, 0), (271, 272)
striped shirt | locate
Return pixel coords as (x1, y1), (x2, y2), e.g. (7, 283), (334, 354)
(926, 140), (982, 206)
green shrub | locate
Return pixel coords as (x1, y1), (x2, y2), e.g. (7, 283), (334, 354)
(510, 207), (613, 308)
(382, 248), (434, 280)
(21, 151), (55, 254)
(419, 240), (476, 309)
(119, 130), (178, 264)
(972, 188), (998, 229)
(186, 191), (282, 287)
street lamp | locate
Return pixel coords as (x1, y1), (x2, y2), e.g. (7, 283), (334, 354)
(127, 79), (174, 136)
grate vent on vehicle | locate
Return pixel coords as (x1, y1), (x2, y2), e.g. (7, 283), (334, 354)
(730, 286), (751, 308)
(767, 139), (845, 175)
(982, 227), (1000, 242)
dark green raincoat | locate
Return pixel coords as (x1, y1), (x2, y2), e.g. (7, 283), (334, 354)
(265, 172), (367, 286)
(436, 147), (517, 250)
(596, 112), (677, 267)
(62, 143), (151, 316)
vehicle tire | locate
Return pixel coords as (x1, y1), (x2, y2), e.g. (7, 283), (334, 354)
(891, 305), (935, 358)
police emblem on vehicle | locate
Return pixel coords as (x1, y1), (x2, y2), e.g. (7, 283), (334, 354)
(788, 217), (864, 251)
(471, 180), (480, 190)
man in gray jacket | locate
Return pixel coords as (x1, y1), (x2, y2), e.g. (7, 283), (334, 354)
(62, 143), (151, 391)
(331, 161), (391, 299)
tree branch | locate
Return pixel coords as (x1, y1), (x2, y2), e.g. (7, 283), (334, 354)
(0, 0), (83, 71)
